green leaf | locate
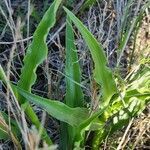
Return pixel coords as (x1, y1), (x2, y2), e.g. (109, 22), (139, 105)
(65, 16), (84, 108)
(14, 85), (89, 127)
(18, 0), (62, 93)
(92, 96), (150, 148)
(16, 0), (62, 145)
(91, 65), (150, 148)
(60, 16), (84, 150)
(64, 7), (117, 107)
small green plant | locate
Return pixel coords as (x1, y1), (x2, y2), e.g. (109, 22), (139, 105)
(0, 0), (149, 149)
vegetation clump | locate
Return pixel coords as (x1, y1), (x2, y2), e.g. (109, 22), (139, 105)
(0, 0), (149, 149)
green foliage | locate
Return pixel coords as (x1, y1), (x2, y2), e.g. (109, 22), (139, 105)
(0, 130), (8, 140)
(0, 0), (62, 145)
(92, 65), (150, 148)
(0, 65), (48, 146)
(18, 0), (62, 92)
(17, 0), (62, 145)
(13, 85), (89, 127)
(64, 7), (117, 107)
(0, 1), (149, 149)
(65, 16), (84, 108)
(63, 7), (149, 148)
(60, 16), (84, 149)
(18, 0), (62, 145)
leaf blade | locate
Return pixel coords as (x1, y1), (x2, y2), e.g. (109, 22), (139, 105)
(18, 0), (62, 92)
(14, 85), (89, 127)
(65, 16), (84, 107)
(60, 16), (84, 149)
(64, 7), (117, 107)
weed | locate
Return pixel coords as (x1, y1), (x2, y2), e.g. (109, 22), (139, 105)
(0, 0), (149, 149)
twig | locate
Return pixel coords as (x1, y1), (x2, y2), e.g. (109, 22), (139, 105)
(117, 118), (134, 150)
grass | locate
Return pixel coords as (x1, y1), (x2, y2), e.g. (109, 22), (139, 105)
(0, 0), (150, 149)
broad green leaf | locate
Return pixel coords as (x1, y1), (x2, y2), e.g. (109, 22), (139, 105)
(18, 0), (62, 93)
(14, 85), (89, 127)
(128, 67), (150, 91)
(79, 106), (108, 131)
(64, 7), (117, 107)
(71, 106), (108, 148)
(16, 0), (62, 145)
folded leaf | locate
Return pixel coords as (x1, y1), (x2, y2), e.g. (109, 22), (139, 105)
(64, 7), (117, 107)
(60, 16), (84, 150)
(65, 16), (84, 108)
